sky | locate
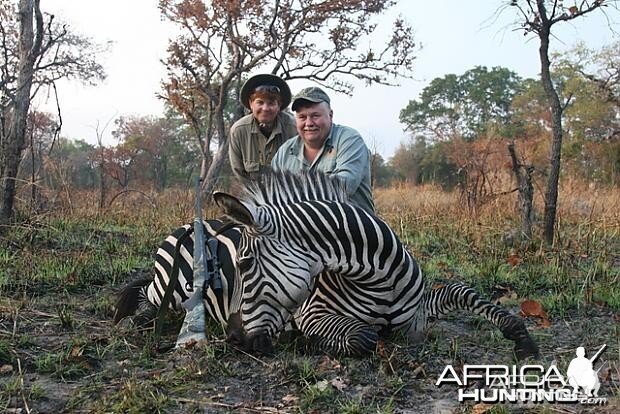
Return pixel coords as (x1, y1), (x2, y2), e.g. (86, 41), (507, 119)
(39, 0), (619, 159)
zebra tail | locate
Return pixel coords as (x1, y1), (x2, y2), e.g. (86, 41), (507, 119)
(113, 275), (153, 324)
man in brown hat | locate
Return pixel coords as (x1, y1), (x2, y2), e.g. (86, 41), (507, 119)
(229, 74), (297, 180)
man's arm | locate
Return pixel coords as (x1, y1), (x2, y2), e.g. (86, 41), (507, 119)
(229, 126), (246, 178)
(271, 142), (288, 171)
(330, 134), (370, 196)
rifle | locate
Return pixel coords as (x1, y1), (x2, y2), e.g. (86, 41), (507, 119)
(175, 177), (210, 347)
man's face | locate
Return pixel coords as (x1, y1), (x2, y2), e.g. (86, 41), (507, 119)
(250, 95), (280, 125)
(295, 102), (333, 148)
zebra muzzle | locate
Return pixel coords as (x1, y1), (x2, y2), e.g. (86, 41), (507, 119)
(226, 312), (274, 355)
(246, 331), (274, 355)
(226, 312), (246, 346)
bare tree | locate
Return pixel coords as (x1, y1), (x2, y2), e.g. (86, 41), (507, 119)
(505, 0), (618, 244)
(0, 0), (105, 224)
(159, 0), (417, 199)
(0, 0), (42, 224)
(508, 142), (534, 239)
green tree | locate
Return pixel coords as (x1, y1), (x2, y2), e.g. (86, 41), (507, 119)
(370, 153), (395, 188)
(506, 0), (615, 244)
(390, 136), (427, 184)
(47, 138), (97, 190)
(112, 114), (200, 190)
(390, 136), (460, 189)
(511, 43), (619, 184)
(555, 42), (619, 142)
(399, 66), (522, 141)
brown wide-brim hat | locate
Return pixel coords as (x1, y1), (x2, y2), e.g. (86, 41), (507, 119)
(240, 74), (292, 109)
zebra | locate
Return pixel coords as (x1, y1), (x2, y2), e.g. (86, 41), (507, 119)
(114, 170), (538, 360)
(113, 219), (240, 329)
(212, 169), (539, 359)
(113, 172), (348, 333)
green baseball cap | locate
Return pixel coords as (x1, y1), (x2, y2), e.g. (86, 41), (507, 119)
(291, 87), (331, 111)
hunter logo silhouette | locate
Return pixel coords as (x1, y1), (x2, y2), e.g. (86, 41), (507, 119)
(566, 344), (606, 397)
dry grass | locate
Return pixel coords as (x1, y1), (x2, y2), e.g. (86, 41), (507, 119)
(23, 176), (619, 228)
(375, 180), (619, 224)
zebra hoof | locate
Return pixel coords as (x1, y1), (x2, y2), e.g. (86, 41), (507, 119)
(248, 332), (274, 356)
(513, 334), (539, 360)
(500, 317), (539, 360)
(348, 326), (379, 356)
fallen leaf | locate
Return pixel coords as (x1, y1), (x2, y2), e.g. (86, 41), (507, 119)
(117, 359), (130, 367)
(507, 254), (521, 267)
(330, 377), (347, 392)
(315, 380), (329, 392)
(520, 300), (544, 317)
(520, 299), (551, 328)
(376, 340), (388, 358)
(318, 355), (341, 372)
(69, 345), (83, 357)
(411, 363), (426, 378)
(472, 403), (492, 414)
(181, 339), (198, 349)
(281, 394), (299, 405)
(537, 318), (551, 328)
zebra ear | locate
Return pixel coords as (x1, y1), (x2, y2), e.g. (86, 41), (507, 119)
(213, 192), (255, 227)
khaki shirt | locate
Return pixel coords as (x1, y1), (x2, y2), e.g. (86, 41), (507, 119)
(229, 112), (297, 179)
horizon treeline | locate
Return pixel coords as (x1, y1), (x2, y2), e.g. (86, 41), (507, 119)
(17, 44), (620, 211)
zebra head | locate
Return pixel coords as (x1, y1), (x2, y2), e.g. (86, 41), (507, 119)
(214, 170), (349, 354)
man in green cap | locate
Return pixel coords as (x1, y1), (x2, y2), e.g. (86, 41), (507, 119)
(229, 74), (297, 180)
(271, 87), (375, 213)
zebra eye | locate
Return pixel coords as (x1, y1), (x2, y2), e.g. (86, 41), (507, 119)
(238, 256), (254, 270)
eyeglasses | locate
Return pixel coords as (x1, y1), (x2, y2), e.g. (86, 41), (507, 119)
(254, 85), (280, 94)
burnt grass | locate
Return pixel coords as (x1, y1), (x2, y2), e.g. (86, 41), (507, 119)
(0, 218), (619, 413)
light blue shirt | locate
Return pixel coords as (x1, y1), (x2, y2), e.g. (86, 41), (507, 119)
(271, 123), (375, 213)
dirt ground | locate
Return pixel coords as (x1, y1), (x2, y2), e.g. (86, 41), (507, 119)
(1, 281), (618, 414)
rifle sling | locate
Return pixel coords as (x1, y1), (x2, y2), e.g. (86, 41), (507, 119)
(154, 226), (194, 345)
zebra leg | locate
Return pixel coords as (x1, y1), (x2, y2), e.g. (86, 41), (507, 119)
(297, 312), (379, 356)
(421, 282), (539, 360)
(114, 274), (158, 328)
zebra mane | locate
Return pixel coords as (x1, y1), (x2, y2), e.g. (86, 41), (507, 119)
(240, 169), (349, 207)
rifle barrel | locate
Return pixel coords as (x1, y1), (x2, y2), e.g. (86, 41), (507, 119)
(589, 344), (607, 364)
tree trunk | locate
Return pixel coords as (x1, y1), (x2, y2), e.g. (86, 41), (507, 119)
(508, 143), (534, 239)
(537, 12), (563, 246)
(202, 93), (244, 201)
(98, 145), (106, 210)
(202, 140), (229, 199)
(0, 0), (41, 224)
(202, 105), (232, 200)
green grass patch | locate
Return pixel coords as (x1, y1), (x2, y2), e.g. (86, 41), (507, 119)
(0, 217), (157, 297)
(396, 214), (620, 316)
